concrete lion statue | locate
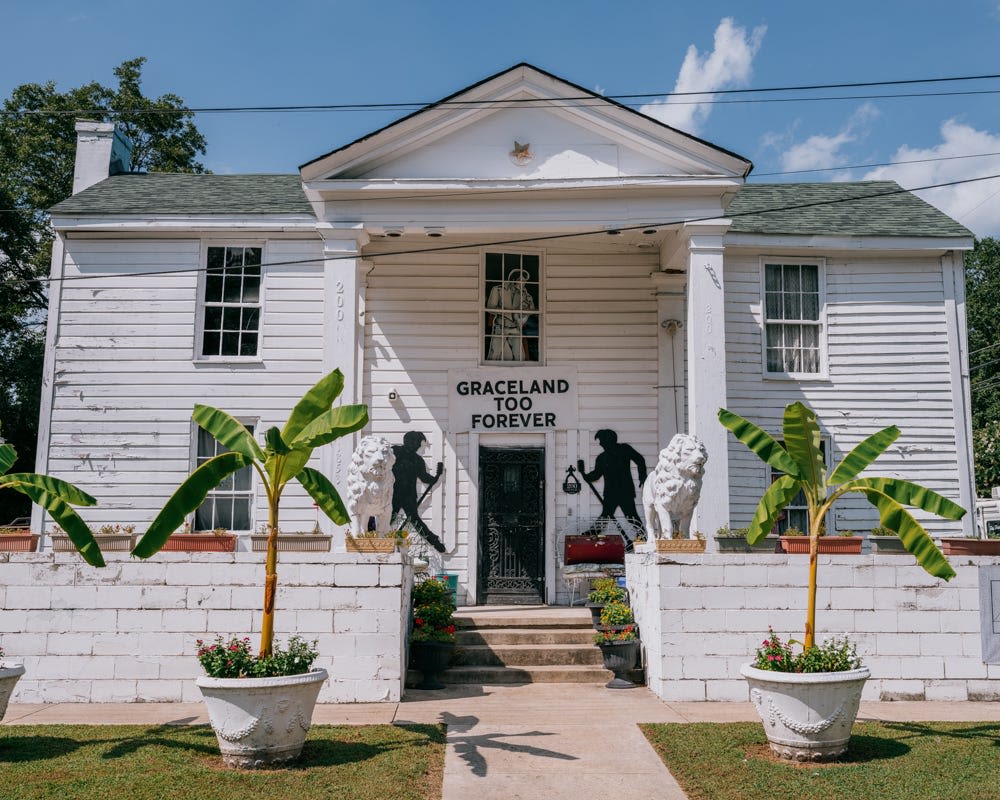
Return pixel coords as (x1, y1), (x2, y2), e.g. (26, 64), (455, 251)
(641, 433), (708, 540)
(346, 435), (396, 537)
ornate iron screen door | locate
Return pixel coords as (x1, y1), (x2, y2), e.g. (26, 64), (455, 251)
(478, 447), (545, 604)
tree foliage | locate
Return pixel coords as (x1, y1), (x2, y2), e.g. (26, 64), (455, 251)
(966, 237), (1000, 494)
(0, 58), (207, 521)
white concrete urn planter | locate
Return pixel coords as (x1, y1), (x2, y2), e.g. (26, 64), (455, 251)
(741, 663), (870, 761)
(196, 668), (327, 769)
(0, 663), (26, 722)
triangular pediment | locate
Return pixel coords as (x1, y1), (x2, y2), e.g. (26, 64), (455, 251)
(300, 64), (751, 183)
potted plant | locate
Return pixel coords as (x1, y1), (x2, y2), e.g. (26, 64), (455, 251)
(868, 525), (906, 553)
(594, 618), (641, 689)
(0, 439), (105, 720)
(409, 576), (457, 690)
(939, 533), (1000, 555)
(131, 369), (368, 768)
(345, 527), (409, 553)
(597, 599), (636, 632)
(778, 526), (863, 554)
(715, 523), (751, 552)
(250, 523), (332, 553)
(586, 577), (627, 628)
(161, 523), (237, 552)
(51, 523), (136, 553)
(719, 402), (963, 760)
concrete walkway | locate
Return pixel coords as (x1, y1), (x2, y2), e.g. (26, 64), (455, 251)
(5, 688), (1000, 800)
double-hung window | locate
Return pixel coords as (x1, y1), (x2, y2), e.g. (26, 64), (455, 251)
(763, 260), (823, 375)
(194, 423), (255, 531)
(483, 252), (541, 363)
(770, 440), (827, 534)
(201, 245), (262, 358)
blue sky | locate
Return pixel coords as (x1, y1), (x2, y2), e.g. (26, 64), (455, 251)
(4, 0), (1000, 234)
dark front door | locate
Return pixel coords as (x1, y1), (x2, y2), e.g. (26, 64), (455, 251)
(478, 447), (545, 604)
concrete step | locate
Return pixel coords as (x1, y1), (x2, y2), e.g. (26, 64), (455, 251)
(454, 605), (592, 630)
(456, 628), (596, 646)
(440, 664), (616, 684)
(456, 643), (604, 667)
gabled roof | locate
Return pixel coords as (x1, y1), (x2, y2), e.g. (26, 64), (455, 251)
(50, 173), (313, 216)
(729, 181), (973, 238)
(299, 62), (753, 182)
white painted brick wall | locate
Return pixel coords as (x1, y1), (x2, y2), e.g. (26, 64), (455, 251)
(0, 550), (412, 704)
(628, 551), (1000, 702)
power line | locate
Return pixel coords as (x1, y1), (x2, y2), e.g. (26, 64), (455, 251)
(753, 150), (1000, 177)
(12, 170), (994, 289)
(3, 72), (1000, 117)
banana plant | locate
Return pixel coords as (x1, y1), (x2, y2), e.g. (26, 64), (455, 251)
(132, 369), (368, 657)
(719, 402), (964, 649)
(0, 441), (104, 568)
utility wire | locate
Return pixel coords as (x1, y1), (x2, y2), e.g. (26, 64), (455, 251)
(3, 72), (1000, 117)
(12, 170), (995, 289)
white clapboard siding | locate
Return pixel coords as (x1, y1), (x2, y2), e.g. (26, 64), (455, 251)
(723, 252), (965, 536)
(45, 237), (326, 531)
(362, 246), (659, 597)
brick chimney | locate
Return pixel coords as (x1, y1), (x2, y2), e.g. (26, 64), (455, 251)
(72, 120), (132, 194)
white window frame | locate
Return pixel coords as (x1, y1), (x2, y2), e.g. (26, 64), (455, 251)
(760, 257), (827, 380)
(189, 417), (259, 533)
(480, 248), (545, 366)
(194, 241), (266, 363)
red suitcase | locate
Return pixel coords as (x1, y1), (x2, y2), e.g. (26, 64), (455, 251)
(564, 533), (625, 565)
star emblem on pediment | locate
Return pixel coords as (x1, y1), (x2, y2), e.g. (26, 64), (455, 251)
(509, 140), (533, 165)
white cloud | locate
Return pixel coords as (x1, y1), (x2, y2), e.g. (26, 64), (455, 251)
(640, 17), (766, 135)
(778, 104), (879, 173)
(863, 120), (1000, 237)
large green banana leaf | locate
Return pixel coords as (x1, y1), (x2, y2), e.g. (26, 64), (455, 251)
(290, 405), (369, 449)
(1, 473), (97, 507)
(781, 403), (826, 498)
(845, 477), (966, 520)
(132, 452), (250, 558)
(9, 483), (104, 567)
(266, 447), (312, 489)
(829, 426), (900, 484)
(297, 467), (350, 525)
(746, 474), (802, 544)
(281, 370), (346, 443)
(718, 409), (802, 478)
(192, 405), (264, 461)
(0, 443), (16, 473)
(861, 489), (956, 580)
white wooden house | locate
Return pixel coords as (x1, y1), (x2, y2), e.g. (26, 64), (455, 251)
(36, 64), (976, 605)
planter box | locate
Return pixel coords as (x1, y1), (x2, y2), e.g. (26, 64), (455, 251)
(52, 533), (135, 552)
(940, 537), (1000, 556)
(869, 535), (907, 553)
(345, 538), (402, 553)
(779, 536), (863, 554)
(162, 534), (236, 552)
(655, 538), (706, 553)
(250, 534), (332, 553)
(715, 535), (750, 552)
(750, 535), (781, 553)
(0, 533), (38, 552)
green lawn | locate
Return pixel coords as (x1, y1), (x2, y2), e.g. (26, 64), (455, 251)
(0, 724), (445, 800)
(641, 721), (1000, 800)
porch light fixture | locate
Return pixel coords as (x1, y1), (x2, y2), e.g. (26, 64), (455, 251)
(605, 229), (622, 236)
(385, 226), (404, 238)
(642, 228), (658, 235)
(425, 227), (445, 238)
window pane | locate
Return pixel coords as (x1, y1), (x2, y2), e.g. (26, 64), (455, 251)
(783, 287), (801, 320)
(205, 274), (223, 302)
(242, 275), (260, 303)
(801, 265), (818, 292)
(195, 499), (215, 531)
(223, 274), (243, 303)
(202, 332), (221, 356)
(241, 307), (260, 333)
(784, 264), (801, 294)
(204, 306), (222, 331)
(222, 332), (240, 355)
(225, 248), (244, 268)
(765, 289), (782, 320)
(802, 290), (819, 320)
(239, 332), (258, 356)
(766, 348), (782, 372)
(222, 307), (241, 331)
(485, 253), (502, 282)
(231, 497), (251, 530)
(207, 248), (224, 270)
(244, 248), (261, 267)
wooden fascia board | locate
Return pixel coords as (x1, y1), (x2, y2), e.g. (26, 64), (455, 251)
(723, 233), (975, 253)
(50, 214), (318, 233)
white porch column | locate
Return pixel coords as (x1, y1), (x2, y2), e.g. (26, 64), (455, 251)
(651, 271), (687, 451)
(684, 224), (730, 546)
(318, 224), (369, 550)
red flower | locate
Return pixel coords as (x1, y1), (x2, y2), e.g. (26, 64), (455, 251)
(414, 618), (424, 626)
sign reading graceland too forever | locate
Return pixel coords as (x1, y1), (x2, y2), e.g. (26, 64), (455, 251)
(448, 368), (579, 432)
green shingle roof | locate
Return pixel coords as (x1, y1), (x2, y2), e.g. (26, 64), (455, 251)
(729, 181), (972, 238)
(52, 174), (971, 240)
(50, 173), (313, 216)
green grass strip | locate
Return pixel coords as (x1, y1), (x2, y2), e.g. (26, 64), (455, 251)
(0, 723), (444, 800)
(641, 721), (1000, 800)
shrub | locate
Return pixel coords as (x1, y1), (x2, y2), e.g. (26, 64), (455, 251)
(752, 628), (861, 673)
(411, 577), (456, 643)
(195, 635), (318, 678)
(599, 600), (634, 627)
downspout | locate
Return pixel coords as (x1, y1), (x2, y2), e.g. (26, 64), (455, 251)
(947, 249), (977, 536)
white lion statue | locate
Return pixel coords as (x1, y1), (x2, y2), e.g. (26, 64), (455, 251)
(346, 435), (396, 537)
(642, 433), (708, 540)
